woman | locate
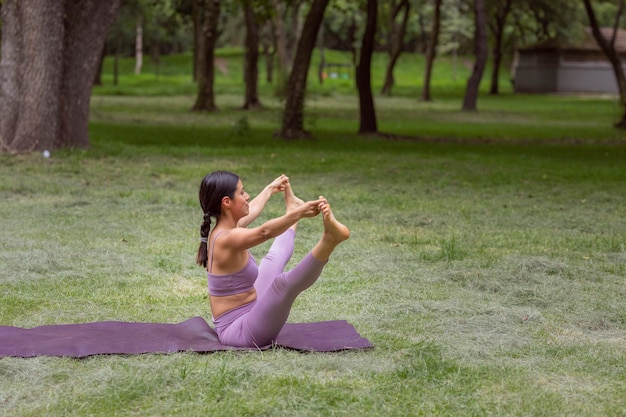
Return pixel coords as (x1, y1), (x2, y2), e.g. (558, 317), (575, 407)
(196, 171), (350, 348)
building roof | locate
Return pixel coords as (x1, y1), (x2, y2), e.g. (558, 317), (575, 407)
(518, 27), (626, 53)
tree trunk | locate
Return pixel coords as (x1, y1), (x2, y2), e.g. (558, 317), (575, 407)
(192, 0), (221, 112)
(0, 0), (121, 154)
(287, 1), (303, 65)
(193, 1), (202, 81)
(357, 0), (378, 134)
(243, 3), (261, 109)
(381, 0), (410, 96)
(135, 15), (143, 75)
(318, 22), (325, 84)
(488, 0), (512, 95)
(114, 34), (120, 86)
(416, 0), (428, 54)
(583, 0), (626, 128)
(275, 0), (329, 140)
(462, 0), (488, 111)
(93, 45), (106, 86)
(271, 0), (290, 90)
(420, 0), (442, 102)
(261, 22), (274, 84)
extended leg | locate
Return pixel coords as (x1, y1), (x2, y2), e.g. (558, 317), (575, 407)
(255, 229), (295, 298)
(243, 199), (350, 346)
(245, 252), (326, 346)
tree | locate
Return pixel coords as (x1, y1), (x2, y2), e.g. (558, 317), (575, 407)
(381, 0), (410, 96)
(509, 0), (582, 47)
(275, 0), (329, 139)
(357, 0), (378, 134)
(582, 0), (626, 128)
(421, 0), (442, 101)
(0, 0), (121, 154)
(270, 0), (291, 90)
(462, 0), (488, 111)
(242, 1), (262, 109)
(192, 0), (221, 112)
(486, 0), (512, 95)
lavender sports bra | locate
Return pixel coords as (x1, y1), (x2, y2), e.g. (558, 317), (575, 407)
(207, 231), (258, 297)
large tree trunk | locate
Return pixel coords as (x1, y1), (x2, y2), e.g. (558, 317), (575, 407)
(381, 0), (410, 96)
(462, 0), (488, 111)
(357, 0), (378, 134)
(0, 0), (121, 154)
(275, 0), (329, 140)
(488, 0), (512, 95)
(583, 0), (626, 128)
(420, 0), (442, 102)
(192, 0), (221, 112)
(243, 3), (261, 109)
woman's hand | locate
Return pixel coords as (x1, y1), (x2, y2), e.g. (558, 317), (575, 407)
(267, 174), (289, 195)
(298, 198), (324, 218)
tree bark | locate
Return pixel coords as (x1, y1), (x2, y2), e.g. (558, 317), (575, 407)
(381, 0), (410, 96)
(243, 3), (261, 109)
(275, 0), (329, 140)
(420, 0), (442, 102)
(0, 0), (121, 154)
(135, 15), (143, 75)
(192, 0), (221, 112)
(462, 0), (488, 111)
(488, 0), (512, 95)
(583, 0), (626, 128)
(357, 0), (378, 134)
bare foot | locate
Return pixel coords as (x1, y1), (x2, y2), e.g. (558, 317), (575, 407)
(319, 196), (350, 243)
(285, 181), (305, 212)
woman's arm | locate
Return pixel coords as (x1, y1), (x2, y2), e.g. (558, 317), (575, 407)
(237, 174), (288, 228)
(224, 198), (323, 251)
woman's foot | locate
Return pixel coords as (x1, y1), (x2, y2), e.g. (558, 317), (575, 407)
(319, 196), (350, 244)
(285, 181), (305, 231)
(285, 181), (305, 212)
(311, 196), (349, 262)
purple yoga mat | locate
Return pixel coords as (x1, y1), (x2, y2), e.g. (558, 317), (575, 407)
(0, 317), (372, 358)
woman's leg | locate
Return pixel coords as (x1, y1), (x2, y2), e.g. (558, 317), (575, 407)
(254, 181), (304, 298)
(242, 198), (350, 347)
(254, 229), (295, 298)
(244, 252), (326, 346)
(214, 254), (325, 348)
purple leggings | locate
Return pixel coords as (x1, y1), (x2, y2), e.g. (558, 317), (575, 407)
(212, 229), (325, 348)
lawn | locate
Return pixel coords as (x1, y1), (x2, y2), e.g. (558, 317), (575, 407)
(1, 50), (625, 416)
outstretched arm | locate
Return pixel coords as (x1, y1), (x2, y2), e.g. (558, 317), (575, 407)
(237, 174), (289, 228)
(225, 198), (323, 251)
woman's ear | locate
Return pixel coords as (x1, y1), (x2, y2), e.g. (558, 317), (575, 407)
(221, 196), (231, 209)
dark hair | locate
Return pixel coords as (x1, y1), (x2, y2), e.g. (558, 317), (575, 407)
(196, 170), (240, 267)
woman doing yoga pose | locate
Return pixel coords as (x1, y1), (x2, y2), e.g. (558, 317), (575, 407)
(196, 171), (350, 348)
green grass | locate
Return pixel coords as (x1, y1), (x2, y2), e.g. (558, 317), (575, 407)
(1, 50), (626, 416)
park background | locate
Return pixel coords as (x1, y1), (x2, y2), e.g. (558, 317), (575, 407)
(1, 1), (625, 416)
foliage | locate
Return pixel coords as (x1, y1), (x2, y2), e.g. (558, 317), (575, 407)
(438, 0), (474, 56)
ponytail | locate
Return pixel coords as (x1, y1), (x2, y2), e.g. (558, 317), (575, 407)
(196, 212), (212, 267)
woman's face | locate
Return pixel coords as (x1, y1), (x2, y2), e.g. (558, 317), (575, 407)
(228, 179), (250, 218)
